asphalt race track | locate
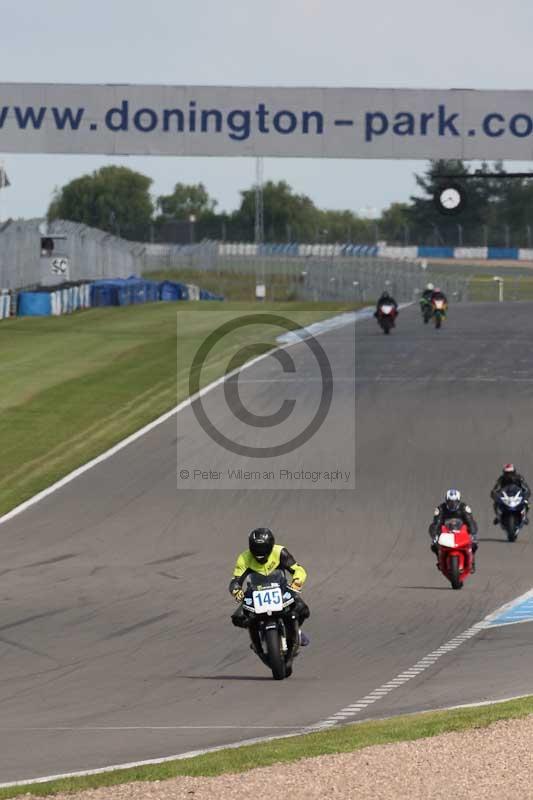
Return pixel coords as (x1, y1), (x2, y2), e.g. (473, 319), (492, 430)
(1, 302), (533, 782)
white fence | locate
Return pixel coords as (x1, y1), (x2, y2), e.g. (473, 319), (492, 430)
(0, 290), (9, 319)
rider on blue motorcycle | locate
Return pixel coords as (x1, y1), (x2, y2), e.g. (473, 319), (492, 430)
(491, 464), (530, 525)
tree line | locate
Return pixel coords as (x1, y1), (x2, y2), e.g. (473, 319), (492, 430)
(47, 161), (533, 247)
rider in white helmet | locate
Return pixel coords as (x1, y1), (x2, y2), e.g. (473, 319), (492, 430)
(421, 283), (435, 303)
(428, 489), (479, 569)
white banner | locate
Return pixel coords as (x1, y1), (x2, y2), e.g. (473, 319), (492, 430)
(455, 247), (488, 259)
(1, 84), (533, 159)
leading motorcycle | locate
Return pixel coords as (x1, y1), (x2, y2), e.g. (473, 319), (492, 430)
(432, 297), (448, 329)
(495, 484), (527, 542)
(376, 304), (397, 334)
(436, 518), (474, 589)
(242, 569), (301, 680)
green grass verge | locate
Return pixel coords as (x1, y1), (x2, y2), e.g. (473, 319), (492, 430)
(0, 301), (355, 516)
(3, 695), (533, 797)
(425, 262), (533, 301)
(467, 275), (533, 302)
(426, 261), (533, 279)
(144, 267), (304, 301)
(150, 262), (533, 304)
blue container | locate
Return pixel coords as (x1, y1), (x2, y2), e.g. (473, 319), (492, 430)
(145, 280), (160, 302)
(199, 289), (224, 301)
(488, 247), (519, 260)
(417, 246), (455, 259)
(90, 282), (120, 306)
(159, 281), (188, 301)
(17, 292), (52, 316)
(124, 277), (160, 304)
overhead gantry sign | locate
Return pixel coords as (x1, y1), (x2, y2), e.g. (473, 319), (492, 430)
(1, 84), (533, 159)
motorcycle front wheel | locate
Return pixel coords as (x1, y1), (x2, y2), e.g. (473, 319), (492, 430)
(448, 554), (463, 589)
(503, 515), (519, 542)
(265, 627), (286, 680)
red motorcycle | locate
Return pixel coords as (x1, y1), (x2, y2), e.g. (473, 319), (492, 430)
(376, 303), (397, 334)
(431, 297), (448, 329)
(436, 518), (474, 589)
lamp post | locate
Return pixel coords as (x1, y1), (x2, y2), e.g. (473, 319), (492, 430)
(189, 214), (196, 245)
(493, 276), (504, 303)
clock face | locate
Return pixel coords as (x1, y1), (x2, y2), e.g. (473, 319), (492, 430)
(434, 182), (466, 215)
(440, 188), (461, 209)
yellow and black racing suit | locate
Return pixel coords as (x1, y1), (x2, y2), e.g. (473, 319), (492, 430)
(229, 545), (310, 628)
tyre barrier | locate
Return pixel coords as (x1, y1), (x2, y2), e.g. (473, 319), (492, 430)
(90, 278), (161, 307)
(13, 278), (223, 319)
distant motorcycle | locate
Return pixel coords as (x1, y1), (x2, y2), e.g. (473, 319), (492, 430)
(242, 569), (301, 680)
(432, 297), (447, 329)
(376, 304), (397, 334)
(495, 484), (527, 542)
(420, 298), (433, 324)
(436, 518), (474, 589)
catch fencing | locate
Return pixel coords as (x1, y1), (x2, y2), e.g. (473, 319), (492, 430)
(142, 241), (469, 303)
(3, 222), (526, 304)
(48, 220), (145, 282)
(298, 258), (468, 303)
(0, 219), (41, 290)
(0, 219), (146, 290)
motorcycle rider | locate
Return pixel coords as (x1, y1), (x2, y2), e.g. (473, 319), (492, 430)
(420, 283), (435, 320)
(421, 283), (435, 304)
(431, 286), (448, 307)
(491, 464), (531, 525)
(229, 528), (310, 645)
(374, 290), (399, 324)
(429, 489), (479, 570)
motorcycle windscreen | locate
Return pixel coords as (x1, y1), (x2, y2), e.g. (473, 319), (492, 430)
(444, 517), (464, 532)
(500, 484), (522, 507)
(247, 568), (288, 591)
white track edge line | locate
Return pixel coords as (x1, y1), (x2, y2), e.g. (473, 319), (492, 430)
(313, 588), (533, 729)
(0, 307), (372, 529)
(1, 689), (532, 790)
(0, 730), (308, 788)
(1, 584), (532, 789)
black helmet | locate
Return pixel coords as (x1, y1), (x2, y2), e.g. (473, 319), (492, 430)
(249, 528), (275, 563)
(381, 290), (390, 299)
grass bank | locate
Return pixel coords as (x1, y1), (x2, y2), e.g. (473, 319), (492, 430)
(467, 275), (533, 301)
(424, 259), (533, 301)
(0, 301), (355, 516)
(144, 267), (303, 301)
(3, 695), (533, 797)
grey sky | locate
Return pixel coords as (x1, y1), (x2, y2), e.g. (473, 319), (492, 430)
(1, 0), (532, 222)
